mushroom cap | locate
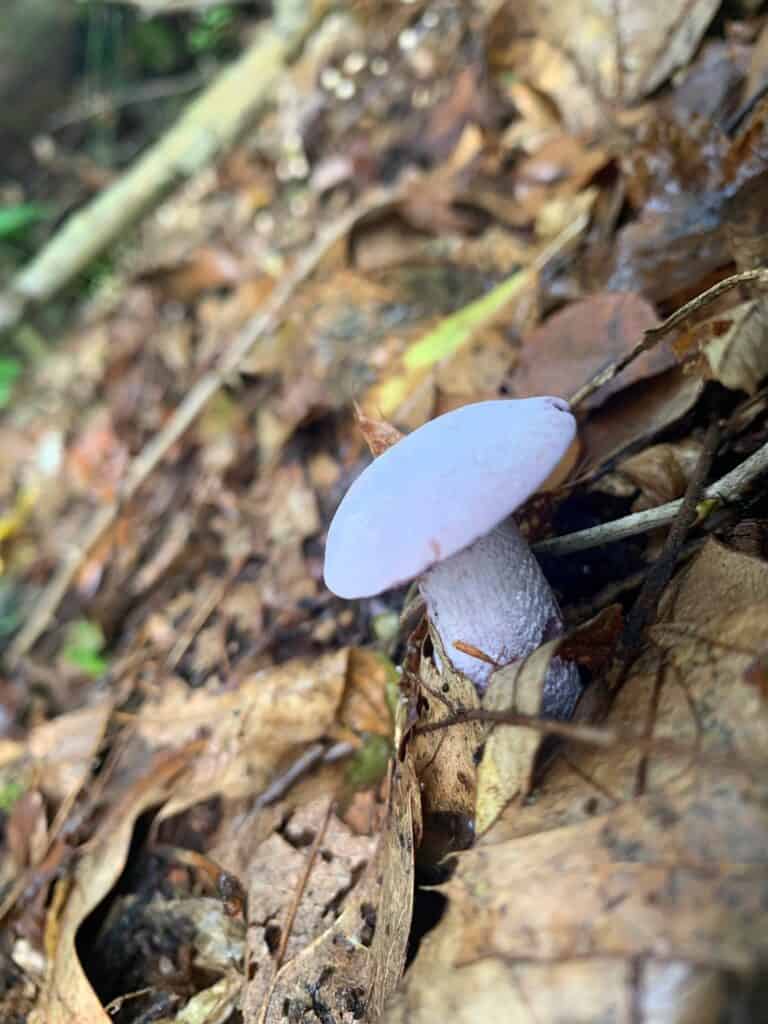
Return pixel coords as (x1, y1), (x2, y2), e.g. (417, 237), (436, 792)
(324, 397), (575, 599)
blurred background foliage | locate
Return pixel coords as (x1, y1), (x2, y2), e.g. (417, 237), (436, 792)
(0, 0), (265, 400)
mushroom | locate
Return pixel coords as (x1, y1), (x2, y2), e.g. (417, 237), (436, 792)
(324, 398), (581, 718)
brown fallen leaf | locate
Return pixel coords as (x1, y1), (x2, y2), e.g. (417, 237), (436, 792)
(246, 757), (418, 1023)
(66, 408), (129, 503)
(614, 439), (706, 512)
(406, 629), (483, 866)
(511, 0), (720, 107)
(592, 112), (731, 301)
(24, 702), (112, 804)
(476, 606), (622, 836)
(475, 643), (557, 836)
(680, 300), (768, 396)
(142, 245), (243, 302)
(579, 366), (703, 476)
(6, 790), (47, 871)
(514, 292), (666, 409)
(31, 747), (197, 1024)
(245, 797), (378, 1014)
(338, 647), (396, 739)
(135, 650), (350, 820)
(494, 36), (606, 139)
(387, 539), (768, 1020)
(354, 405), (404, 458)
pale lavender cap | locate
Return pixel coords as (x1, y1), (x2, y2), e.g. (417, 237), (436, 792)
(324, 397), (575, 599)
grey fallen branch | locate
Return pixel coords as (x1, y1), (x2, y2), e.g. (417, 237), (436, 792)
(0, 2), (330, 332)
(534, 436), (768, 556)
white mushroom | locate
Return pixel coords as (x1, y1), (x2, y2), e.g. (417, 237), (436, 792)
(324, 398), (581, 718)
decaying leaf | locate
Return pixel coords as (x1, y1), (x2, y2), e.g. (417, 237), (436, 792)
(31, 748), (196, 1024)
(476, 606), (622, 836)
(13, 702), (112, 805)
(475, 643), (555, 836)
(354, 406), (404, 458)
(135, 650), (350, 819)
(697, 300), (768, 395)
(389, 539), (768, 1020)
(245, 757), (418, 1023)
(510, 0), (720, 107)
(406, 629), (483, 866)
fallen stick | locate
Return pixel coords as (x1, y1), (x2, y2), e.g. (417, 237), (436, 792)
(534, 436), (768, 556)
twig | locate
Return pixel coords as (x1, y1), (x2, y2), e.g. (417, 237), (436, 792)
(255, 741), (356, 807)
(49, 70), (211, 130)
(568, 268), (768, 409)
(0, 3), (332, 332)
(6, 180), (410, 666)
(166, 557), (245, 670)
(411, 707), (763, 778)
(622, 453), (713, 788)
(249, 795), (334, 1011)
(620, 422), (719, 657)
(534, 436), (768, 556)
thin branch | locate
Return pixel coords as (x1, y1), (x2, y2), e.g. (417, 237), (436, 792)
(275, 797), (333, 968)
(49, 70), (211, 130)
(6, 180), (411, 666)
(568, 268), (768, 409)
(534, 436), (768, 556)
(620, 422), (719, 657)
(411, 707), (763, 778)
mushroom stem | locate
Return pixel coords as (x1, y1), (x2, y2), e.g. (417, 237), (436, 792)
(418, 519), (581, 717)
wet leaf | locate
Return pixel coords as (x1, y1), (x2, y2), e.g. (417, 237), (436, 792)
(245, 756), (417, 1023)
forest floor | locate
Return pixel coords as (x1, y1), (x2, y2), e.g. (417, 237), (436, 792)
(1, 1), (768, 1022)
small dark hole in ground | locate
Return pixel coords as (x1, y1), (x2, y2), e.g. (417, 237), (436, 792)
(405, 883), (448, 969)
(264, 923), (282, 954)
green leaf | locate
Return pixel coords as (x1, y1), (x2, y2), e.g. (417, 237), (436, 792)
(62, 619), (108, 677)
(0, 359), (22, 409)
(370, 269), (527, 416)
(0, 779), (25, 813)
(402, 271), (526, 371)
(344, 732), (392, 792)
(188, 4), (234, 53)
(0, 579), (22, 637)
(0, 203), (48, 240)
